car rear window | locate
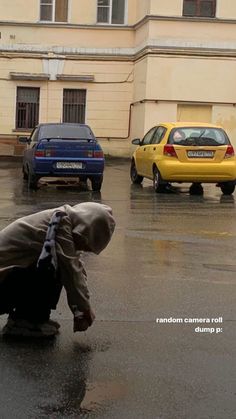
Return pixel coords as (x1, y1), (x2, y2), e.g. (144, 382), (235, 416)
(169, 127), (230, 146)
(39, 124), (95, 141)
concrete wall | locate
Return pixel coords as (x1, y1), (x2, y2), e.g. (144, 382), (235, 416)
(149, 0), (182, 16)
(145, 55), (236, 103)
(149, 0), (236, 19)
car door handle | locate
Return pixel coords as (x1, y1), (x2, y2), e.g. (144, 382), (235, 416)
(153, 147), (156, 151)
(144, 148), (146, 151)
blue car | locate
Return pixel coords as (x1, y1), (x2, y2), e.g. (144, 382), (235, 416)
(19, 123), (105, 190)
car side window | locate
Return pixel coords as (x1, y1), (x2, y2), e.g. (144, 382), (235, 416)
(151, 126), (166, 144)
(28, 128), (39, 148)
(141, 127), (157, 145)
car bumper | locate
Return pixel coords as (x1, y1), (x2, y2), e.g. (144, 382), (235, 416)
(33, 158), (104, 176)
(159, 160), (236, 182)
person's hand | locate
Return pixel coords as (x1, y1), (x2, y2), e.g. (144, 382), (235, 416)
(73, 308), (95, 332)
(84, 307), (96, 326)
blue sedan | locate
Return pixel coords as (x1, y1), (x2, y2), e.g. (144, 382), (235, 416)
(19, 123), (105, 190)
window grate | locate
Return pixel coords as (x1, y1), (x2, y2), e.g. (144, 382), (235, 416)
(63, 89), (86, 123)
(16, 87), (40, 129)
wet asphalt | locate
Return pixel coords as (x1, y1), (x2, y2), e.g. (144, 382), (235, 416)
(0, 159), (236, 419)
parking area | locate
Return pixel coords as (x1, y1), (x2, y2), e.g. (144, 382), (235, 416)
(0, 158), (236, 419)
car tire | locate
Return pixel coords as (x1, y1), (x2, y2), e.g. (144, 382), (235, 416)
(153, 167), (166, 193)
(28, 171), (39, 190)
(130, 160), (143, 184)
(189, 183), (204, 195)
(91, 176), (103, 191)
(220, 181), (235, 195)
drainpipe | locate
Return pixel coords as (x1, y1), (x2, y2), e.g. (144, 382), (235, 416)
(97, 102), (134, 141)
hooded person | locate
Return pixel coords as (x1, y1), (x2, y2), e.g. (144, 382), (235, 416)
(0, 202), (115, 337)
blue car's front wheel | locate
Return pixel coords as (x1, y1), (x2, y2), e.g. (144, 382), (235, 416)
(28, 171), (39, 190)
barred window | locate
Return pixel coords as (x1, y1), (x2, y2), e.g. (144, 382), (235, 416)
(97, 0), (126, 24)
(40, 0), (68, 22)
(183, 0), (216, 17)
(16, 87), (40, 130)
(63, 89), (86, 123)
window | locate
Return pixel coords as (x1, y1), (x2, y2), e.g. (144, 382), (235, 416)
(97, 0), (126, 24)
(183, 0), (216, 17)
(151, 126), (166, 144)
(40, 0), (68, 22)
(16, 87), (40, 130)
(142, 127), (157, 145)
(63, 89), (86, 123)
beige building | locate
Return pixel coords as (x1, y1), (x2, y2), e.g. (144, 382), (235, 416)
(1, 0), (236, 157)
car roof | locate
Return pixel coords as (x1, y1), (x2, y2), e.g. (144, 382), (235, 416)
(36, 123), (90, 128)
(160, 122), (224, 129)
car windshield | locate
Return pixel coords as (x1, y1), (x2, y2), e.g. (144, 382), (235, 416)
(39, 124), (95, 140)
(169, 127), (230, 146)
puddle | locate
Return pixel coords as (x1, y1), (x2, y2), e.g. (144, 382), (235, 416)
(80, 380), (127, 412)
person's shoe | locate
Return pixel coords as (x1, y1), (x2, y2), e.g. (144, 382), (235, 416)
(2, 318), (59, 337)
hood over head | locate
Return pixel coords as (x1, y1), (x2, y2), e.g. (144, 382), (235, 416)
(66, 202), (115, 254)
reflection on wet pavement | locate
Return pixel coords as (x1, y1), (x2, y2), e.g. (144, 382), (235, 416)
(0, 160), (236, 418)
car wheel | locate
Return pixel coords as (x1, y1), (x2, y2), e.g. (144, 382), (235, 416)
(130, 160), (143, 184)
(153, 167), (166, 193)
(220, 181), (235, 195)
(189, 183), (204, 195)
(91, 176), (103, 191)
(28, 171), (39, 190)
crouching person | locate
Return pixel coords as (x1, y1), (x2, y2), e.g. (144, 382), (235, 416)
(0, 202), (115, 337)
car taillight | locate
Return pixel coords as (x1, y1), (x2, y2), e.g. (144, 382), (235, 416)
(35, 149), (55, 157)
(93, 150), (104, 158)
(163, 144), (177, 158)
(35, 150), (45, 157)
(224, 145), (235, 159)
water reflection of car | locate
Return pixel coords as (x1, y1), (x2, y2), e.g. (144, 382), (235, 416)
(130, 122), (236, 195)
(19, 123), (104, 190)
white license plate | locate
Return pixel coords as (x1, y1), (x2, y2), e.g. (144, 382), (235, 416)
(187, 150), (214, 158)
(56, 162), (83, 169)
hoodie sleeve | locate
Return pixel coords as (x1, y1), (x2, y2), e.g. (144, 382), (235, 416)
(55, 215), (91, 313)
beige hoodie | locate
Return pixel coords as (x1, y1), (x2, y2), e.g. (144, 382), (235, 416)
(0, 202), (115, 313)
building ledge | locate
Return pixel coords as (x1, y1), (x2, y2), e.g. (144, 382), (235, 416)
(56, 74), (94, 82)
(10, 72), (50, 80)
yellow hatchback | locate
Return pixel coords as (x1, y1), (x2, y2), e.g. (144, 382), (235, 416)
(130, 122), (236, 195)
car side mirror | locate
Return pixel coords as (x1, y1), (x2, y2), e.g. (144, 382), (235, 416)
(18, 136), (30, 144)
(132, 138), (141, 145)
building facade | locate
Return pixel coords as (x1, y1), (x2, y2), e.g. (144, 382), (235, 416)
(0, 0), (236, 156)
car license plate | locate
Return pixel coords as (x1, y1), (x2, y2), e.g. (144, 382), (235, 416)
(56, 162), (83, 169)
(187, 150), (214, 158)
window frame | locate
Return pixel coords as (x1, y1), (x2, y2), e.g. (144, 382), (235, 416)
(39, 0), (69, 23)
(151, 126), (167, 145)
(182, 0), (216, 18)
(62, 88), (87, 124)
(15, 87), (40, 131)
(97, 0), (127, 25)
(141, 127), (157, 146)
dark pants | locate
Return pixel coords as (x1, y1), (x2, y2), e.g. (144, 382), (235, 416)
(0, 263), (62, 323)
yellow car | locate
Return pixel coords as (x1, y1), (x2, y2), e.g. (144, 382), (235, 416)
(130, 122), (236, 195)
